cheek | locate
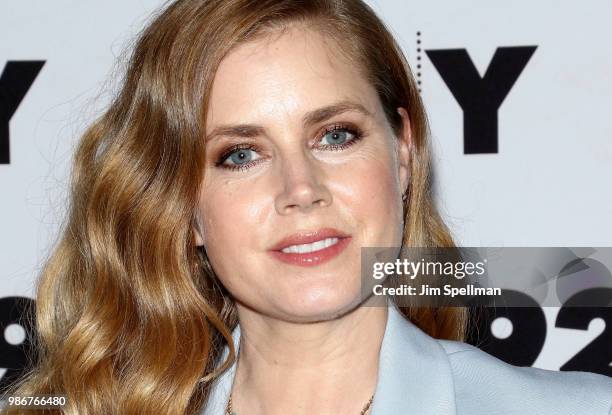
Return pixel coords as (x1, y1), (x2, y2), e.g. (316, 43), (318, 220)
(197, 183), (264, 277)
(335, 142), (403, 244)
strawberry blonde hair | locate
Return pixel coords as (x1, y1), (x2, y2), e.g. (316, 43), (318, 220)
(3, 0), (467, 413)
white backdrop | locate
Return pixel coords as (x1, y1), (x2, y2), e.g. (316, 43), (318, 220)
(1, 0), (611, 382)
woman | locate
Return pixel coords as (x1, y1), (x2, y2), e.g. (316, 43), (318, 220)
(4, 0), (611, 414)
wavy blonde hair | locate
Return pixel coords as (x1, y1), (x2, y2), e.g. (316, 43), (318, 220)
(3, 0), (467, 413)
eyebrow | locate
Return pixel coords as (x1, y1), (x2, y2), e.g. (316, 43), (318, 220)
(205, 100), (372, 143)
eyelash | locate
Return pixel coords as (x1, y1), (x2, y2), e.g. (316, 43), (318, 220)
(214, 123), (364, 172)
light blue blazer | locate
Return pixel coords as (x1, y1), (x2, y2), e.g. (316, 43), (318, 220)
(202, 298), (612, 414)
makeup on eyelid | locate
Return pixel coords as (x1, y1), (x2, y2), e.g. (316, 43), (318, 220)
(213, 122), (366, 171)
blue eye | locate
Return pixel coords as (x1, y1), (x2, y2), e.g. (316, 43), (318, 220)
(322, 129), (350, 145)
(216, 145), (262, 170)
(215, 124), (363, 172)
(229, 148), (253, 165)
(317, 125), (362, 149)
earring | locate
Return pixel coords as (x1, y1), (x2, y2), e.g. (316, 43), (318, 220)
(402, 193), (407, 201)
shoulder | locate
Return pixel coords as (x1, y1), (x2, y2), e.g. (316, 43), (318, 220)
(436, 339), (612, 415)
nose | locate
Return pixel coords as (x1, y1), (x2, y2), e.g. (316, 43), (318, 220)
(274, 150), (332, 215)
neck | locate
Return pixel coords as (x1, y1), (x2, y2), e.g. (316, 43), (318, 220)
(230, 297), (388, 415)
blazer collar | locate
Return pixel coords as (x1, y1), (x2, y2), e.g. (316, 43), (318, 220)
(369, 298), (457, 414)
(203, 297), (457, 414)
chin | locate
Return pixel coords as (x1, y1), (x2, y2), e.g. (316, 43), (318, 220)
(277, 287), (363, 323)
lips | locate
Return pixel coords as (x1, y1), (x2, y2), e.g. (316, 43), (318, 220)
(268, 227), (352, 267)
(269, 228), (350, 251)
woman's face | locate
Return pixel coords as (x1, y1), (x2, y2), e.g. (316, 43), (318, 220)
(195, 25), (411, 322)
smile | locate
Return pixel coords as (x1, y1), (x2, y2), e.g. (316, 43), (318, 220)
(280, 237), (339, 253)
(268, 228), (352, 267)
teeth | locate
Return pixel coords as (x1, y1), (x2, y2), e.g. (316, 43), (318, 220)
(281, 237), (339, 254)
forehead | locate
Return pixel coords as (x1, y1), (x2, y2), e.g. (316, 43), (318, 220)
(205, 25), (380, 130)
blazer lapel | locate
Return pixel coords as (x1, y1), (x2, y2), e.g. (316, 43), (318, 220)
(202, 297), (457, 414)
(370, 299), (457, 414)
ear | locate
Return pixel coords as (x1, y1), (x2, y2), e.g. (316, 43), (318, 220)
(396, 107), (412, 196)
(193, 216), (205, 247)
